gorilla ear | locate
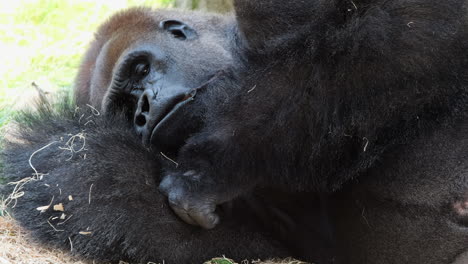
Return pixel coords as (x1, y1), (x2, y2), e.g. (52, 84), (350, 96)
(159, 20), (198, 40)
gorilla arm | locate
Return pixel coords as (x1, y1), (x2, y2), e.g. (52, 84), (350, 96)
(1, 102), (290, 263)
(233, 0), (317, 51)
(159, 0), (468, 229)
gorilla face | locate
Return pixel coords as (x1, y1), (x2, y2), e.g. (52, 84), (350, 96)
(105, 40), (221, 150)
(134, 71), (222, 151)
(74, 8), (234, 152)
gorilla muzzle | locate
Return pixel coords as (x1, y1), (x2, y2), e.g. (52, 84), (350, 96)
(134, 86), (195, 147)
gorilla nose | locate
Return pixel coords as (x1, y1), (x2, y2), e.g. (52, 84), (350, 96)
(134, 88), (192, 147)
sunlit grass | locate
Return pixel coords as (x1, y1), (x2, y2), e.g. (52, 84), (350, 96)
(0, 0), (173, 128)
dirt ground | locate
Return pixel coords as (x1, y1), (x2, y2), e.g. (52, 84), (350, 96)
(0, 216), (90, 264)
(0, 217), (308, 264)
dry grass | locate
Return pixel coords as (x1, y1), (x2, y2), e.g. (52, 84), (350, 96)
(0, 217), (309, 264)
(0, 216), (90, 264)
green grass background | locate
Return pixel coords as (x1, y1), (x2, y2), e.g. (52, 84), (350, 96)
(0, 0), (174, 128)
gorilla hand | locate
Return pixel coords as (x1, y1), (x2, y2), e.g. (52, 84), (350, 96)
(158, 128), (260, 229)
(159, 171), (220, 229)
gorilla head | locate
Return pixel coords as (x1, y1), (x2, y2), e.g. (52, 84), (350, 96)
(74, 7), (234, 152)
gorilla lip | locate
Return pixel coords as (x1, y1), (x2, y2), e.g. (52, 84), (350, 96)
(148, 71), (224, 145)
(148, 94), (194, 145)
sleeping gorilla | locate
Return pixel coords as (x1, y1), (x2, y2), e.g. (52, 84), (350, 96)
(2, 7), (328, 263)
(156, 0), (468, 263)
(3, 1), (468, 264)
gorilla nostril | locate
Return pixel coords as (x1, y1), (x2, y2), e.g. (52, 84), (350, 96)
(141, 94), (150, 113)
(135, 114), (147, 127)
(135, 92), (152, 128)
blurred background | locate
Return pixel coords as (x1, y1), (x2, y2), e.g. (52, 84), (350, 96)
(0, 0), (233, 128)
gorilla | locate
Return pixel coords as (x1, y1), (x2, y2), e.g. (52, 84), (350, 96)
(155, 0), (468, 263)
(1, 7), (326, 263)
(2, 1), (468, 264)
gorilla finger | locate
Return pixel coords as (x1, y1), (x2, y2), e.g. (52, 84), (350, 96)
(172, 206), (198, 226)
(158, 175), (175, 196)
(189, 210), (220, 229)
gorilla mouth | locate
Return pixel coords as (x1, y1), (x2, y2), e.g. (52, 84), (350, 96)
(149, 92), (195, 139)
(139, 71), (224, 150)
(135, 87), (200, 149)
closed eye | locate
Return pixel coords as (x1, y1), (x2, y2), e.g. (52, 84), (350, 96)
(134, 62), (150, 79)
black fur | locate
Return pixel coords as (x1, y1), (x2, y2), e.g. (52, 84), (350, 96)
(159, 0), (468, 263)
(2, 1), (468, 263)
(1, 101), (292, 263)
